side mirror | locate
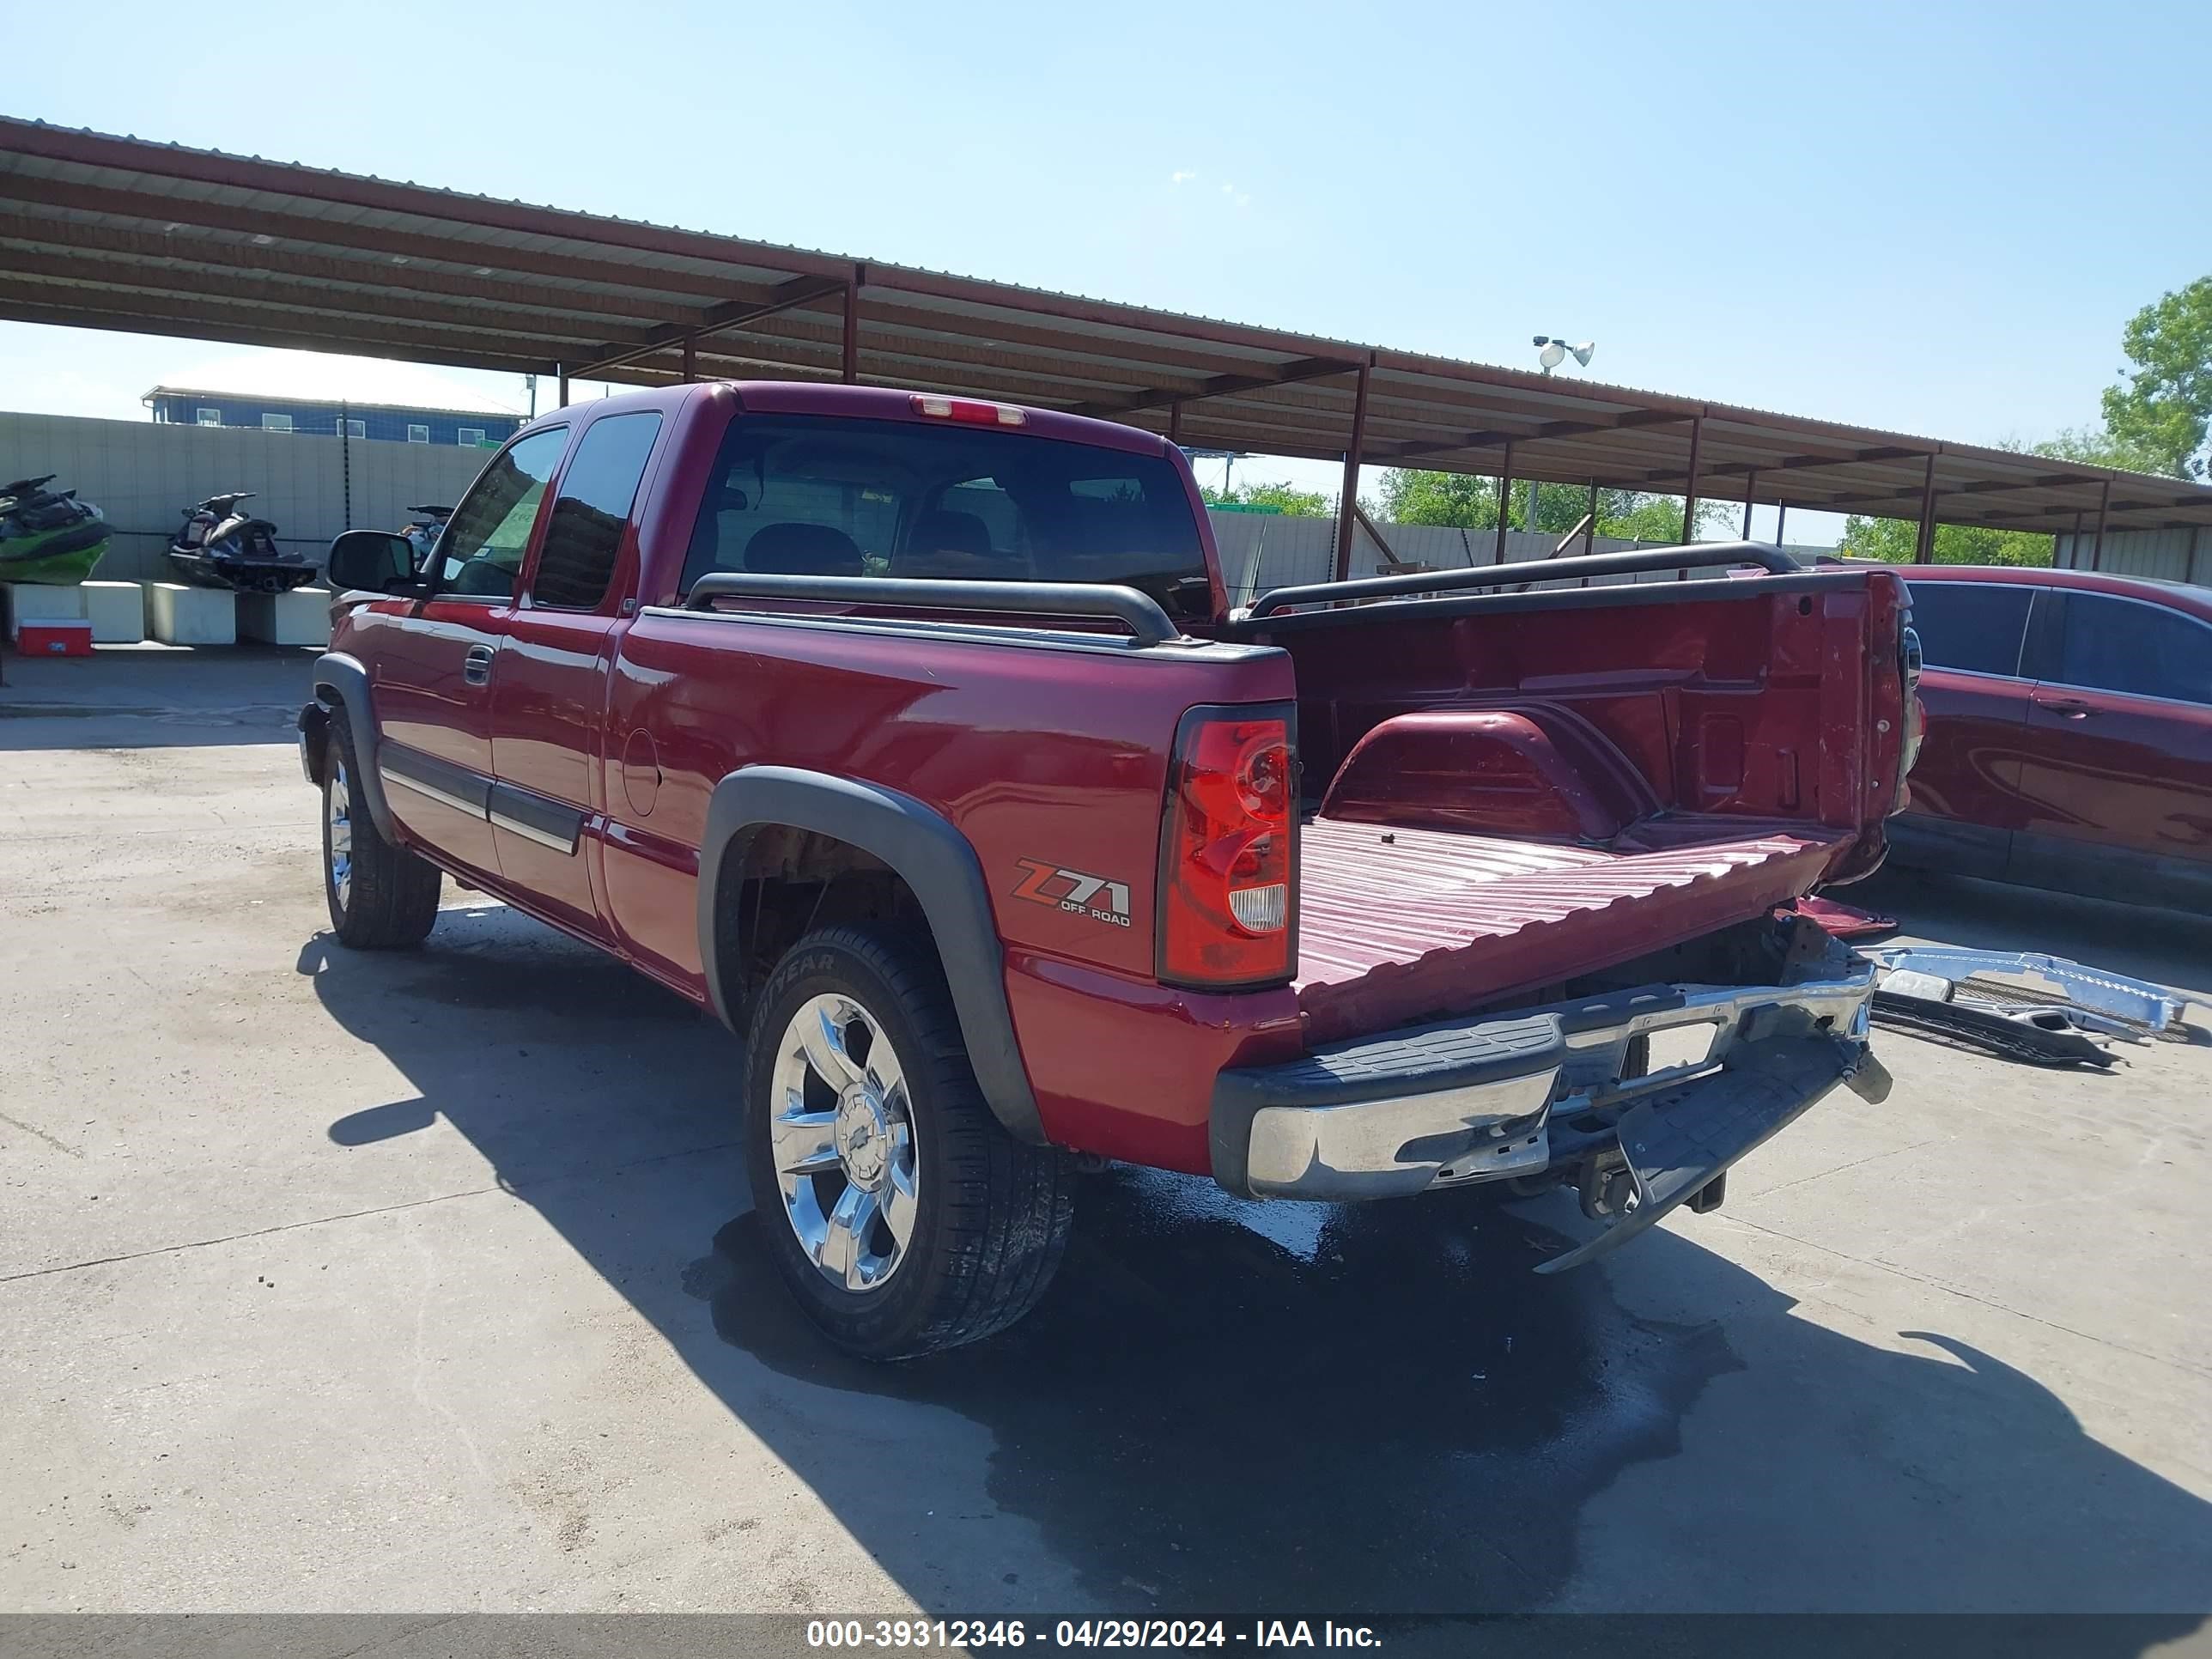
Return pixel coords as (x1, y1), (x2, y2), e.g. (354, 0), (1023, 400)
(326, 530), (422, 595)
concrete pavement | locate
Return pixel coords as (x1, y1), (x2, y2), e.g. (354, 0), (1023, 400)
(3, 651), (2209, 1628)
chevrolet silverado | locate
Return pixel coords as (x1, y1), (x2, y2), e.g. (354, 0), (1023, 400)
(305, 380), (1917, 1358)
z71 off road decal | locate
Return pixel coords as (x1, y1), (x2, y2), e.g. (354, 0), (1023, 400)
(1011, 859), (1133, 928)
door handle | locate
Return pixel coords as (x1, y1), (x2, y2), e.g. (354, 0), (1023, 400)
(2041, 697), (2095, 720)
(463, 645), (494, 687)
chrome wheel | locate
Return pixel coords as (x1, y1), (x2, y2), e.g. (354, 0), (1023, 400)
(325, 760), (354, 913)
(769, 993), (919, 1292)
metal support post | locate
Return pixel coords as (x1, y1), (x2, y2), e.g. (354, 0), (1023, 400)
(1333, 364), (1370, 582)
(1494, 443), (1514, 565)
(842, 280), (860, 384)
(1914, 453), (1938, 563)
(1676, 417), (1702, 576)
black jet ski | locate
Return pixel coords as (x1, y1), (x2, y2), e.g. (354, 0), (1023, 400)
(399, 503), (451, 568)
(167, 492), (316, 593)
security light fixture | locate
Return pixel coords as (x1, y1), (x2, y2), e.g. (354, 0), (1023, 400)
(1534, 336), (1595, 375)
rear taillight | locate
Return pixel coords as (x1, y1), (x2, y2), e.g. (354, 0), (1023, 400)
(1157, 704), (1297, 989)
(910, 393), (1026, 428)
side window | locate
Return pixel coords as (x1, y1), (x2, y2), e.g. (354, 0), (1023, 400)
(435, 427), (568, 601)
(1904, 581), (2031, 677)
(2054, 594), (2212, 706)
(529, 412), (663, 611)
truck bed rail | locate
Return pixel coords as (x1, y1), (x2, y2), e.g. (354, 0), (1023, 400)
(1243, 541), (1802, 619)
(684, 571), (1182, 646)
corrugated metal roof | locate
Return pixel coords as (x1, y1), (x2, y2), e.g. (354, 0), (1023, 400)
(3, 116), (2207, 537)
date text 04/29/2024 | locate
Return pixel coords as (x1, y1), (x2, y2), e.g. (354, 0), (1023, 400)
(805, 1621), (1382, 1649)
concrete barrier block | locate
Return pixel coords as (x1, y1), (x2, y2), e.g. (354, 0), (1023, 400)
(142, 581), (236, 647)
(80, 580), (146, 644)
(236, 587), (331, 647)
(4, 581), (88, 640)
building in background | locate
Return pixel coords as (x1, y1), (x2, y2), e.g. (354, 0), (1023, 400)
(140, 352), (528, 447)
(144, 385), (522, 447)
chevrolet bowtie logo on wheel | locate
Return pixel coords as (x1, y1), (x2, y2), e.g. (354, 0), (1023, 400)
(1010, 859), (1133, 927)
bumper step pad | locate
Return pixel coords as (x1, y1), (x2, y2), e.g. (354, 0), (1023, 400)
(1211, 1011), (1564, 1199)
(1222, 1009), (1565, 1109)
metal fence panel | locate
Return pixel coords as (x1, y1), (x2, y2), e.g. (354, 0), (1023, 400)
(1, 410), (495, 583)
(2052, 526), (2209, 586)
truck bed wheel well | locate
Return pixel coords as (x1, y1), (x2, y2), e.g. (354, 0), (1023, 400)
(695, 767), (1047, 1146)
(715, 827), (933, 1020)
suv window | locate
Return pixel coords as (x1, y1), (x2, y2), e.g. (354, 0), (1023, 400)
(530, 412), (662, 611)
(437, 427), (568, 600)
(681, 414), (1212, 621)
(2053, 592), (2212, 706)
(1904, 580), (2031, 677)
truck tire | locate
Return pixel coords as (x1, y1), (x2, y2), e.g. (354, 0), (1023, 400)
(321, 703), (442, 950)
(743, 923), (1074, 1360)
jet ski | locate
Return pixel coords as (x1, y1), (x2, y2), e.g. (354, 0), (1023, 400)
(399, 503), (451, 568)
(0, 475), (111, 584)
(167, 492), (316, 593)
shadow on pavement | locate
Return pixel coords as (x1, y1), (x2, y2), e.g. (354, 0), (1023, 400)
(0, 643), (313, 750)
(304, 906), (2212, 1635)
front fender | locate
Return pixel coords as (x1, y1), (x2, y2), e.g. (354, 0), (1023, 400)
(697, 766), (1046, 1146)
(307, 652), (399, 845)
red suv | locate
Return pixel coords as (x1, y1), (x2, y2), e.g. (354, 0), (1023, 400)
(1889, 564), (2212, 911)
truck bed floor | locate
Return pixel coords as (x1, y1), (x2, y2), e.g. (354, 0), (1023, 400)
(1295, 817), (1847, 1041)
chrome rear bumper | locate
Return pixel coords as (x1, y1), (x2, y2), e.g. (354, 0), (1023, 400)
(1210, 933), (1884, 1264)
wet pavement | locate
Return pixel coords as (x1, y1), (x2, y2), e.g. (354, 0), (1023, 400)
(685, 1188), (1729, 1616)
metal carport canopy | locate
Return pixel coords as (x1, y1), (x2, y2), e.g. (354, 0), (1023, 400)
(5, 115), (2210, 544)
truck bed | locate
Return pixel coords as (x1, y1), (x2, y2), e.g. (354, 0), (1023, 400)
(1296, 817), (1847, 1041)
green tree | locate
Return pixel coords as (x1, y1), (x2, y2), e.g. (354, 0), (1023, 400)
(1375, 469), (1734, 541)
(1376, 469), (1502, 528)
(2100, 276), (2212, 480)
(1605, 495), (1728, 543)
(1836, 517), (2053, 567)
(1199, 478), (1332, 516)
(2033, 423), (2170, 474)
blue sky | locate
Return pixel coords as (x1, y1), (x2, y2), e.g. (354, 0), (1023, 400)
(3, 0), (2206, 540)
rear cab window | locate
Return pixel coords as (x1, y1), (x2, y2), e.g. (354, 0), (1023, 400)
(679, 413), (1212, 623)
(1903, 580), (2032, 677)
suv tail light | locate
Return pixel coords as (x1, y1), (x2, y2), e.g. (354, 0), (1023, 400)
(1898, 612), (1925, 797)
(1157, 704), (1297, 989)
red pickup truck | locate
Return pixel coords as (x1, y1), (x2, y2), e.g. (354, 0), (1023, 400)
(306, 381), (1916, 1359)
